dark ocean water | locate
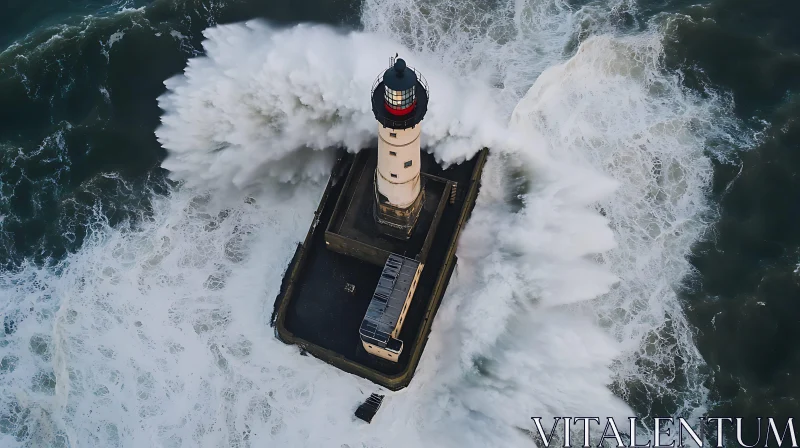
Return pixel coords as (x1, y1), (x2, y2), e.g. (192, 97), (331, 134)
(664, 0), (800, 424)
(0, 0), (797, 445)
(0, 0), (361, 269)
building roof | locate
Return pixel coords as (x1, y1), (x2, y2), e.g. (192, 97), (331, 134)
(359, 254), (419, 348)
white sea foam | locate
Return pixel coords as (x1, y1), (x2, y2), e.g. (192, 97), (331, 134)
(0, 0), (744, 446)
(521, 34), (727, 419)
(155, 21), (512, 192)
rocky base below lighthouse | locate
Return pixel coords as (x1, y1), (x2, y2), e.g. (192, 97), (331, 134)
(373, 184), (425, 241)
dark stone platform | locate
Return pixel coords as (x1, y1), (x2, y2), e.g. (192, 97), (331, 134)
(272, 146), (488, 390)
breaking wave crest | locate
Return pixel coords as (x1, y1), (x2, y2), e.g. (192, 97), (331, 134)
(516, 34), (725, 418)
(0, 1), (749, 446)
(156, 21), (511, 192)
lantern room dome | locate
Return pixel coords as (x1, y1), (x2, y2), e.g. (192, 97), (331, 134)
(382, 59), (417, 92)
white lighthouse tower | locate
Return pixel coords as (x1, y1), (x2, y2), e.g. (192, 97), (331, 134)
(370, 56), (429, 240)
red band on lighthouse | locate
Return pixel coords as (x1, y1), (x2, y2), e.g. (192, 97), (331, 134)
(385, 100), (416, 116)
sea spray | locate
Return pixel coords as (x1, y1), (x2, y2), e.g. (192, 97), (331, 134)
(512, 33), (730, 419)
(156, 21), (510, 192)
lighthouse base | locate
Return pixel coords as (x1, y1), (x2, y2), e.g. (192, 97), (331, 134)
(373, 181), (425, 240)
(272, 147), (488, 391)
(323, 149), (449, 267)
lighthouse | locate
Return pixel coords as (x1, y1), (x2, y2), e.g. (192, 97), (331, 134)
(370, 55), (429, 240)
(274, 47), (490, 391)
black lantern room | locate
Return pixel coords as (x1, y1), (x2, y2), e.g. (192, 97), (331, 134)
(371, 56), (428, 130)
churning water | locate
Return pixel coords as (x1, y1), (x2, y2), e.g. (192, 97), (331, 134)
(0, 0), (775, 446)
